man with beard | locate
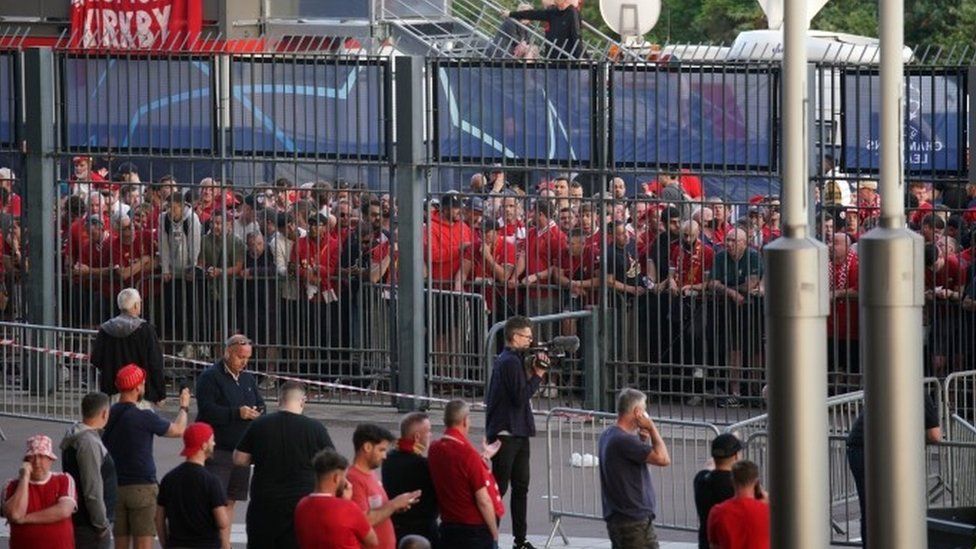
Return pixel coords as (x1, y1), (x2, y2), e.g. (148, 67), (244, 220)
(155, 423), (231, 549)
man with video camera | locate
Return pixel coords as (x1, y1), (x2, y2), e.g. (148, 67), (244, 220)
(485, 316), (548, 549)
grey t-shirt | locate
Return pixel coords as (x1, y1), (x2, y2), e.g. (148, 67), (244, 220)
(599, 425), (656, 521)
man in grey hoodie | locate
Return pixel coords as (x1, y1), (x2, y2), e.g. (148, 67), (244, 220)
(158, 190), (203, 358)
(90, 288), (166, 405)
(61, 392), (118, 549)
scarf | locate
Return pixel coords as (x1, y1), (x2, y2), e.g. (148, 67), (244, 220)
(829, 251), (855, 290)
(397, 437), (425, 456)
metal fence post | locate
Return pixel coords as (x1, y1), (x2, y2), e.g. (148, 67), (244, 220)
(582, 313), (602, 411)
(395, 55), (426, 411)
(861, 0), (928, 545)
(765, 1), (831, 547)
(22, 47), (57, 396)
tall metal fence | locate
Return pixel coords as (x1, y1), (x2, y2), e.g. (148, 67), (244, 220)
(0, 34), (971, 417)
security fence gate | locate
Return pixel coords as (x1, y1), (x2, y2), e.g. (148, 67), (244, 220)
(0, 33), (971, 418)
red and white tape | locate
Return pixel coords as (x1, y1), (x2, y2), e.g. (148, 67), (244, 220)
(0, 338), (479, 407)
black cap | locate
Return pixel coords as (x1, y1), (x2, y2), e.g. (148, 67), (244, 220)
(711, 433), (743, 459)
(307, 213), (328, 227)
(440, 193), (463, 209)
(661, 206), (681, 222)
(481, 218), (499, 232)
(114, 161), (139, 177)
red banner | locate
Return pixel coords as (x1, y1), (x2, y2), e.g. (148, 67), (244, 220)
(69, 0), (202, 50)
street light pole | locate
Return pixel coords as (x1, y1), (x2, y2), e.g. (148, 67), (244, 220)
(764, 0), (831, 547)
(860, 0), (928, 545)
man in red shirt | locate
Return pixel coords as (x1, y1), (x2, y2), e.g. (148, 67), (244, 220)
(828, 233), (860, 392)
(347, 424), (421, 549)
(108, 215), (157, 299)
(924, 243), (967, 378)
(511, 200), (567, 333)
(0, 167), (21, 218)
(294, 449), (378, 549)
(428, 400), (504, 549)
(670, 220), (715, 295)
(2, 435), (78, 549)
(707, 460), (769, 549)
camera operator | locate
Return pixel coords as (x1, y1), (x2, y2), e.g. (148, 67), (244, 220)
(485, 316), (547, 549)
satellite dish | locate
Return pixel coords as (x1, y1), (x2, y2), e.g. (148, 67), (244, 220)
(758, 0), (830, 30)
(599, 0), (661, 37)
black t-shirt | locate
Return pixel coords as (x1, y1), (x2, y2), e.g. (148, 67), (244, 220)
(693, 469), (735, 549)
(381, 449), (439, 539)
(157, 462), (226, 549)
(236, 411), (334, 502)
(847, 393), (940, 448)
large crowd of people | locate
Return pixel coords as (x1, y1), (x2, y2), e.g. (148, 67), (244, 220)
(1, 156), (966, 407)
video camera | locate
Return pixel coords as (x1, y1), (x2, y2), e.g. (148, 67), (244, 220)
(522, 335), (580, 372)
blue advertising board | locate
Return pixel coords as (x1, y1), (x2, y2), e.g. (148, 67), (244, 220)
(611, 66), (777, 170)
(841, 70), (966, 173)
(230, 58), (388, 158)
(434, 61), (593, 164)
(63, 56), (214, 152)
(0, 54), (13, 147)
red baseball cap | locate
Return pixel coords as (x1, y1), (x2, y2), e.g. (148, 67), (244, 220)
(180, 422), (214, 457)
(115, 364), (146, 392)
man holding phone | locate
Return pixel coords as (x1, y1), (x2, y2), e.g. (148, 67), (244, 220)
(348, 424), (422, 549)
(195, 334), (263, 517)
(294, 450), (378, 548)
(599, 388), (671, 549)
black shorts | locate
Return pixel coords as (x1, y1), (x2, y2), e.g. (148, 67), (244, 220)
(205, 448), (251, 501)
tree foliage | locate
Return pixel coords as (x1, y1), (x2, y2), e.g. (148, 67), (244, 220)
(576, 0), (976, 53)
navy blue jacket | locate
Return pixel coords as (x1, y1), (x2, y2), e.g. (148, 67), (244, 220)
(485, 347), (542, 440)
(195, 360), (265, 451)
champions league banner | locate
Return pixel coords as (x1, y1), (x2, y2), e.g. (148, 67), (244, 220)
(230, 59), (388, 158)
(841, 70), (966, 173)
(434, 61), (594, 164)
(0, 54), (13, 146)
(610, 66), (777, 170)
(63, 56), (213, 151)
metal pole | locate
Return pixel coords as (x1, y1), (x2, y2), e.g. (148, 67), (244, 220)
(23, 47), (57, 396)
(394, 56), (426, 411)
(764, 1), (831, 547)
(861, 0), (927, 544)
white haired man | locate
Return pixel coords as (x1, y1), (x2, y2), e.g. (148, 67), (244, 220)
(90, 288), (166, 405)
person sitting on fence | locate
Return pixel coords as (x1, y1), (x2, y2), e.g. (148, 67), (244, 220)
(706, 460), (769, 549)
(693, 434), (742, 549)
(599, 388), (671, 549)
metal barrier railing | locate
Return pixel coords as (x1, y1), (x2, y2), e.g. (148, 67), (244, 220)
(543, 406), (721, 546)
